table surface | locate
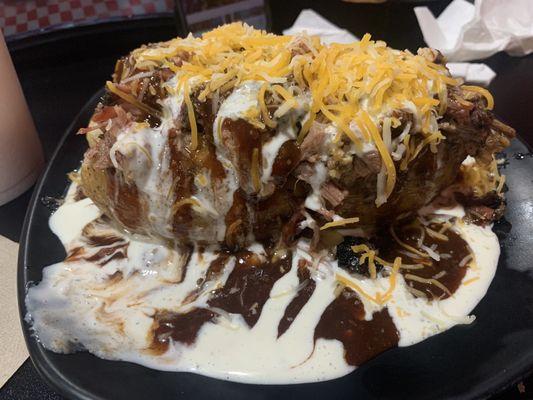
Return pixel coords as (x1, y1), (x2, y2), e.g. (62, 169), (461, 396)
(1, 1), (532, 399)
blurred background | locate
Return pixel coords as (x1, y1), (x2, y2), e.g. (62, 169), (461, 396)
(0, 0), (267, 38)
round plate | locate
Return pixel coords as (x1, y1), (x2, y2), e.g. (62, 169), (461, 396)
(18, 89), (533, 400)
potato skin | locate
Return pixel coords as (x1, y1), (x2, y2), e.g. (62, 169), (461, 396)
(81, 163), (149, 234)
(80, 164), (110, 215)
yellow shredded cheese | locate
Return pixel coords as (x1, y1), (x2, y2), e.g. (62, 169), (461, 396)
(320, 217), (359, 230)
(462, 85), (494, 110)
(390, 224), (430, 259)
(380, 256), (402, 304)
(351, 244), (378, 279)
(335, 274), (380, 304)
(109, 23), (499, 207)
(106, 81), (160, 117)
(259, 83), (276, 128)
(404, 273), (452, 296)
(425, 226), (449, 241)
(462, 277), (480, 286)
(359, 111), (396, 201)
(297, 111), (315, 143)
(183, 81), (198, 150)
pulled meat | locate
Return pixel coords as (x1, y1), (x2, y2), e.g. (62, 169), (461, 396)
(301, 121), (328, 161)
(321, 182), (347, 208)
(79, 42), (515, 247)
(333, 84), (514, 231)
(82, 105), (134, 170)
(455, 190), (505, 225)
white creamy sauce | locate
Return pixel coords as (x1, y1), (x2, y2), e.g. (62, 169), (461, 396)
(212, 81), (310, 196)
(26, 184), (500, 384)
(303, 162), (328, 212)
(261, 130), (291, 183)
(210, 81), (261, 202)
(111, 122), (175, 239)
(348, 120), (378, 158)
(216, 81), (262, 123)
(106, 76), (244, 243)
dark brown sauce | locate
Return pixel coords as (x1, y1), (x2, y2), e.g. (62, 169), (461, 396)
(177, 245), (194, 284)
(106, 169), (145, 232)
(252, 177), (308, 246)
(167, 128), (195, 237)
(378, 221), (471, 299)
(314, 288), (399, 366)
(183, 252), (230, 304)
(192, 95), (216, 137)
(151, 308), (216, 354)
(191, 136), (226, 181)
(84, 234), (125, 247)
(221, 118), (263, 190)
(204, 252), (231, 283)
(224, 190), (250, 250)
(85, 243), (128, 265)
(271, 140), (301, 181)
(208, 250), (292, 327)
(139, 74), (165, 114)
(65, 246), (85, 262)
(277, 261), (316, 338)
(190, 96), (226, 182)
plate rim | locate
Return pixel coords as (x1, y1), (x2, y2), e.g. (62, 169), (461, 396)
(17, 89), (108, 400)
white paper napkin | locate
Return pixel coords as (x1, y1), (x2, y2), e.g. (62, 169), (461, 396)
(283, 9), (359, 44)
(415, 0), (533, 62)
(447, 62), (496, 85)
(283, 8), (495, 85)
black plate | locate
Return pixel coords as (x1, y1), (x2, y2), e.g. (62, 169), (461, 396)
(18, 90), (533, 400)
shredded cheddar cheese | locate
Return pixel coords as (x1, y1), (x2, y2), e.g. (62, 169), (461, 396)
(462, 276), (480, 286)
(259, 83), (276, 128)
(390, 224), (430, 259)
(351, 244), (378, 279)
(380, 257), (402, 304)
(462, 85), (494, 110)
(404, 273), (452, 296)
(336, 256), (402, 305)
(183, 81), (198, 151)
(106, 81), (161, 117)
(110, 23), (498, 208)
(320, 217), (359, 230)
(335, 274), (381, 304)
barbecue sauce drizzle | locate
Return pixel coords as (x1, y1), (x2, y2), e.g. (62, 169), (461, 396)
(147, 217), (473, 364)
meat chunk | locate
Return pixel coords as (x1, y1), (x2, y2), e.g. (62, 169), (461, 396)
(300, 121), (328, 161)
(321, 182), (347, 208)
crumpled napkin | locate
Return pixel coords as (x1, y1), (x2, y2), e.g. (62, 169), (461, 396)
(283, 8), (495, 85)
(446, 62), (496, 85)
(283, 9), (359, 45)
(415, 0), (533, 62)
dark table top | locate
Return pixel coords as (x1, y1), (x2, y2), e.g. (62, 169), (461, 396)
(1, 1), (532, 399)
